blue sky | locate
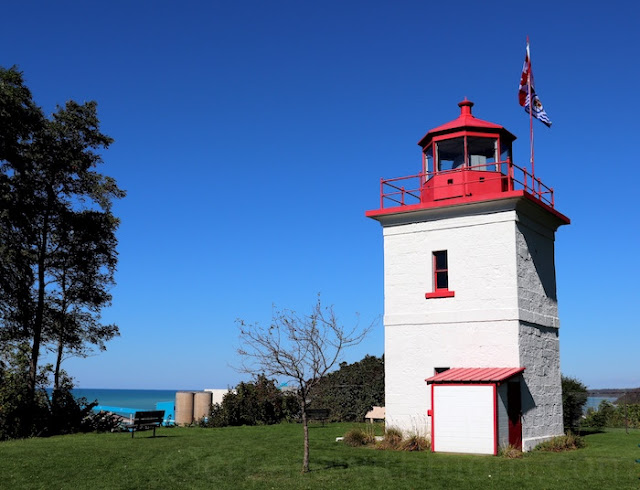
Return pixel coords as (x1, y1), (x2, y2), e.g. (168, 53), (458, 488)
(2, 1), (638, 390)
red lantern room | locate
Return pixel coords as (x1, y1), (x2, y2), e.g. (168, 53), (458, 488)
(419, 99), (515, 202)
(366, 99), (565, 218)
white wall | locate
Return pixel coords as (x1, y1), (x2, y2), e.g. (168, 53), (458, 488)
(378, 199), (566, 449)
(432, 385), (495, 454)
(383, 210), (522, 436)
(204, 388), (234, 405)
(383, 211), (520, 327)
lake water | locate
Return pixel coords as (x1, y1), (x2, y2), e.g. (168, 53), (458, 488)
(584, 396), (618, 411)
(72, 388), (177, 410)
(68, 388), (178, 419)
(66, 390), (615, 417)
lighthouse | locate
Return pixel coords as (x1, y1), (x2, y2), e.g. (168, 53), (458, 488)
(366, 100), (569, 454)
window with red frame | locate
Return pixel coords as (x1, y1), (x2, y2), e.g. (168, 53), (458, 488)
(426, 250), (455, 299)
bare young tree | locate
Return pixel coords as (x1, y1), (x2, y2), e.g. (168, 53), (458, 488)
(236, 296), (372, 473)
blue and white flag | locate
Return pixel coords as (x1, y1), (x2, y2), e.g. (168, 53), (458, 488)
(518, 42), (552, 127)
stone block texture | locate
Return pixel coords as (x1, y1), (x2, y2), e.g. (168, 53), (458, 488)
(381, 201), (564, 448)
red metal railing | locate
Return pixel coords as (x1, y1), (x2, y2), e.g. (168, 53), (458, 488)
(377, 160), (555, 209)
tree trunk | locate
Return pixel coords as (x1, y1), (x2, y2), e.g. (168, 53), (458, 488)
(301, 399), (310, 473)
(28, 217), (49, 397)
(54, 337), (64, 393)
(53, 273), (67, 393)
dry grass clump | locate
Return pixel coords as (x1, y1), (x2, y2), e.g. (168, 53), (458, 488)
(376, 427), (403, 450)
(534, 432), (585, 452)
(399, 434), (431, 452)
(343, 426), (430, 452)
(498, 444), (523, 459)
(343, 428), (376, 447)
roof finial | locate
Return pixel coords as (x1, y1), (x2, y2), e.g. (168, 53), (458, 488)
(458, 98), (474, 116)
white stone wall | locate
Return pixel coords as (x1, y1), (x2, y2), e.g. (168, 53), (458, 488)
(385, 321), (520, 434)
(515, 217), (559, 327)
(518, 324), (564, 450)
(383, 210), (523, 435)
(383, 211), (521, 328)
(515, 216), (564, 449)
(380, 200), (565, 447)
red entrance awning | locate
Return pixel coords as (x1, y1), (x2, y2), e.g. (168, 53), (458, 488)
(425, 367), (525, 385)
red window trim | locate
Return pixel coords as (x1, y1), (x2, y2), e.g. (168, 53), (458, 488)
(425, 290), (455, 299)
(426, 250), (455, 299)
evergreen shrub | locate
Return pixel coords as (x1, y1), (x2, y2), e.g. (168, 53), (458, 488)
(561, 375), (588, 431)
(202, 375), (299, 428)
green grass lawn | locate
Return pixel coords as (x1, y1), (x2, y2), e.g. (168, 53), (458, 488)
(0, 424), (638, 489)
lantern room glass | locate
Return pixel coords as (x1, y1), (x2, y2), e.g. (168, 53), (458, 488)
(423, 145), (433, 176)
(436, 137), (465, 172)
(433, 135), (502, 173)
(467, 136), (498, 171)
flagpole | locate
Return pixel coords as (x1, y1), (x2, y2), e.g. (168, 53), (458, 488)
(527, 37), (535, 180)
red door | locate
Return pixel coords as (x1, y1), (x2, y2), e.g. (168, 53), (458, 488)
(507, 381), (522, 449)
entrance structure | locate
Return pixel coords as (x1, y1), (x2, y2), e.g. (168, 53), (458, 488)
(366, 100), (569, 453)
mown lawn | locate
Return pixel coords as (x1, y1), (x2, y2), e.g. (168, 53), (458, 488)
(0, 424), (638, 489)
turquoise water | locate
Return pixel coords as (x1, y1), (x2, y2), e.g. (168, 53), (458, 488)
(66, 389), (178, 420)
(72, 388), (177, 410)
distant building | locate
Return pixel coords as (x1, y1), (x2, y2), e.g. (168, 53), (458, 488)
(204, 388), (235, 405)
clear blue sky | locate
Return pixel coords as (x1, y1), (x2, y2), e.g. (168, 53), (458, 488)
(2, 1), (637, 390)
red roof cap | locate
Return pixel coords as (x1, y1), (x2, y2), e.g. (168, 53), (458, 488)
(425, 367), (525, 384)
(417, 99), (516, 148)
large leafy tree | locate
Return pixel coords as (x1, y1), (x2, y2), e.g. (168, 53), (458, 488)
(0, 66), (124, 410)
(310, 354), (384, 422)
(46, 209), (120, 393)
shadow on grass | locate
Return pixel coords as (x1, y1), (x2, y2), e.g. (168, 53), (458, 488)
(316, 461), (349, 471)
(577, 427), (606, 436)
(128, 435), (172, 440)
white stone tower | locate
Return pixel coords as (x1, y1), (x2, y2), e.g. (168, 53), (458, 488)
(366, 100), (569, 453)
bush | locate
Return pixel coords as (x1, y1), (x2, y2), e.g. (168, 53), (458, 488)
(0, 364), (50, 440)
(583, 400), (640, 429)
(49, 375), (97, 435)
(201, 375), (300, 428)
(81, 411), (122, 433)
(310, 355), (384, 422)
(583, 400), (614, 429)
(399, 434), (430, 452)
(499, 445), (523, 459)
(0, 353), (96, 440)
(534, 433), (585, 452)
(562, 376), (588, 431)
(377, 427), (403, 450)
(343, 428), (375, 447)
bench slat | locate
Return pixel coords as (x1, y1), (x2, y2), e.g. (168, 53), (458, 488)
(126, 410), (165, 438)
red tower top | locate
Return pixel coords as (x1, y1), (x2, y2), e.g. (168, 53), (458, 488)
(418, 97), (516, 152)
(366, 99), (568, 225)
(418, 98), (515, 149)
